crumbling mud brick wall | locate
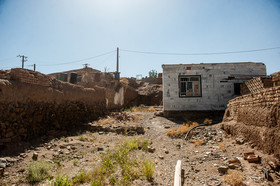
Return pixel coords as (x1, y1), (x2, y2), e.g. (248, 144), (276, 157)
(0, 68), (124, 148)
(222, 86), (280, 159)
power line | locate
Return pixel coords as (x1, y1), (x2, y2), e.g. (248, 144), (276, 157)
(39, 50), (116, 67)
(121, 46), (280, 56)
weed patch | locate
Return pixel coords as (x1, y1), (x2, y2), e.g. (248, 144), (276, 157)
(53, 174), (71, 186)
(166, 121), (199, 137)
(27, 161), (52, 184)
(224, 169), (243, 186)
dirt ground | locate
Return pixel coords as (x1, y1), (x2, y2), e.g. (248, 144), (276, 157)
(0, 107), (279, 185)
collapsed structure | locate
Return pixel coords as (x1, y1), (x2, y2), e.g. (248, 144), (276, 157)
(0, 68), (162, 148)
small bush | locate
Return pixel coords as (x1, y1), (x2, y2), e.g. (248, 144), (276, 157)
(72, 169), (91, 184)
(143, 159), (155, 181)
(124, 139), (138, 151)
(78, 135), (86, 141)
(224, 169), (243, 186)
(27, 161), (52, 183)
(138, 140), (150, 151)
(53, 174), (71, 186)
(73, 160), (78, 166)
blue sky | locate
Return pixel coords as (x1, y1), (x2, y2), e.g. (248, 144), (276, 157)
(0, 0), (280, 77)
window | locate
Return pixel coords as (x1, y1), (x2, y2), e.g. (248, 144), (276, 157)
(179, 75), (201, 97)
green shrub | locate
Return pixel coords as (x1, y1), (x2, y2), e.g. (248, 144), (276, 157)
(27, 161), (52, 183)
(143, 159), (155, 181)
(53, 174), (71, 186)
(72, 169), (91, 184)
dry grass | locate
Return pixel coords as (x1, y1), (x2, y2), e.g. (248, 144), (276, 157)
(132, 114), (142, 121)
(224, 169), (243, 186)
(127, 106), (156, 112)
(148, 107), (156, 112)
(166, 122), (199, 137)
(203, 118), (213, 124)
(218, 142), (226, 151)
(190, 138), (205, 146)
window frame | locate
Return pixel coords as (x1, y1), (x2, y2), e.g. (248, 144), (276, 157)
(178, 75), (202, 98)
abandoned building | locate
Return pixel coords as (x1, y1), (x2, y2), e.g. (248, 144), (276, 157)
(162, 62), (266, 111)
(48, 67), (115, 88)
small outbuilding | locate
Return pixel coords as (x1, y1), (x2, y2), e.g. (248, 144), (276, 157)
(162, 62), (266, 113)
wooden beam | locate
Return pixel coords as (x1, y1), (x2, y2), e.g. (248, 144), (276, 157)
(174, 160), (182, 186)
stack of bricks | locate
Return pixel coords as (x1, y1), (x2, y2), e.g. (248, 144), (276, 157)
(245, 77), (265, 94)
(10, 68), (51, 87)
(272, 72), (280, 87)
(223, 82), (280, 159)
(228, 86), (280, 108)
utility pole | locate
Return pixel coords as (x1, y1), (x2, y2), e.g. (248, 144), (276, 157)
(116, 47), (119, 73)
(17, 55), (28, 69)
(33, 64), (36, 72)
(115, 47), (120, 80)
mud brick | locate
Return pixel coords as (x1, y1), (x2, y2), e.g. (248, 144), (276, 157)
(244, 152), (255, 160)
(247, 155), (260, 163)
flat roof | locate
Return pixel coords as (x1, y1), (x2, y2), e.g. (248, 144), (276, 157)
(162, 62), (264, 67)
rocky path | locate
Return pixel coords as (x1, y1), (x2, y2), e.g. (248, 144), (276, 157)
(0, 109), (279, 185)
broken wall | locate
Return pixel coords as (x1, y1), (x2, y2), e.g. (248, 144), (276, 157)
(222, 86), (280, 159)
(0, 69), (125, 148)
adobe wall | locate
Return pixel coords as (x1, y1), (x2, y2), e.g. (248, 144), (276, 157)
(0, 68), (125, 148)
(222, 86), (280, 159)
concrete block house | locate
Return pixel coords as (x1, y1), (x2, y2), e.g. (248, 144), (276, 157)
(162, 62), (266, 113)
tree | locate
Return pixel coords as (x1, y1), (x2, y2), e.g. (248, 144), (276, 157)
(149, 70), (158, 78)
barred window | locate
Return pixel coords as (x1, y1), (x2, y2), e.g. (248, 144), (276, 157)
(179, 75), (201, 97)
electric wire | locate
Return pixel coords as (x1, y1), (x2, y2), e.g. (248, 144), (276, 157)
(121, 46), (280, 56)
(38, 50), (116, 67)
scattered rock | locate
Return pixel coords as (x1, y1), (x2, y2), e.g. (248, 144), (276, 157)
(235, 137), (244, 145)
(147, 146), (155, 153)
(0, 168), (4, 177)
(97, 147), (104, 151)
(0, 158), (7, 168)
(218, 166), (228, 174)
(228, 158), (241, 164)
(159, 155), (164, 159)
(0, 163), (6, 169)
(32, 152), (38, 160)
(164, 149), (169, 154)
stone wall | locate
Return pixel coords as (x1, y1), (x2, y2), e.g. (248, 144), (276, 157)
(0, 68), (125, 148)
(222, 86), (280, 159)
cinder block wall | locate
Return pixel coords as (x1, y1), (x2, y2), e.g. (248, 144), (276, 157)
(162, 62), (266, 111)
(223, 86), (280, 159)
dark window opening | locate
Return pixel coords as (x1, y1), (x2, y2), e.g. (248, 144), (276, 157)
(179, 75), (201, 97)
(234, 83), (241, 95)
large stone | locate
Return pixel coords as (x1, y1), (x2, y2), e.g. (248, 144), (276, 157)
(147, 146), (155, 153)
(218, 166), (228, 174)
(32, 152), (38, 160)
